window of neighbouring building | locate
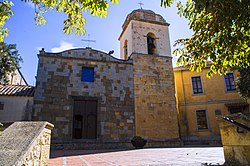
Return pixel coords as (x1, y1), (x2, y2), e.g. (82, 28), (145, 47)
(215, 109), (222, 116)
(82, 67), (94, 82)
(191, 76), (203, 94)
(224, 73), (236, 91)
(0, 102), (4, 110)
(196, 110), (208, 130)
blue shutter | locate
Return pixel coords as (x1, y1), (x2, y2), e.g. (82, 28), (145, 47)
(82, 67), (94, 82)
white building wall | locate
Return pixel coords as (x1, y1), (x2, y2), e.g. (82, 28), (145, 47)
(6, 69), (27, 85)
(0, 96), (33, 122)
(119, 20), (172, 57)
(119, 22), (133, 59)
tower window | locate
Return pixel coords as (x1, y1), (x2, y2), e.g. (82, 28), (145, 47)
(124, 40), (128, 59)
(147, 33), (156, 54)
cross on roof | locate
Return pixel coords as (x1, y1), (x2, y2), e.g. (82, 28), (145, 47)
(138, 1), (144, 9)
(82, 34), (96, 48)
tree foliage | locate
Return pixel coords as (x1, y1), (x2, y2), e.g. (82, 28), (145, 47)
(161, 0), (250, 77)
(235, 67), (250, 99)
(0, 0), (119, 42)
(0, 42), (22, 84)
(0, 0), (13, 42)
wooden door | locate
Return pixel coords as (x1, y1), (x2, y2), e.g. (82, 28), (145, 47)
(73, 100), (97, 139)
(73, 114), (83, 139)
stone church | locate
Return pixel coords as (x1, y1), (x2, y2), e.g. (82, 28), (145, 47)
(33, 9), (180, 149)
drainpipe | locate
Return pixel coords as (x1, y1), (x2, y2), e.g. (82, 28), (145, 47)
(181, 70), (189, 139)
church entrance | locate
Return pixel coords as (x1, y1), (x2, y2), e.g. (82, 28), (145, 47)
(73, 100), (97, 139)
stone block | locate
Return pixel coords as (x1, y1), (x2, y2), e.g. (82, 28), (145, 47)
(219, 113), (250, 166)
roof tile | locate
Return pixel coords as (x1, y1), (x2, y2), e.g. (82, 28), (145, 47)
(0, 85), (34, 97)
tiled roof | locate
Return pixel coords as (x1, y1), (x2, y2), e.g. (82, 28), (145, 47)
(225, 102), (249, 107)
(0, 85), (34, 97)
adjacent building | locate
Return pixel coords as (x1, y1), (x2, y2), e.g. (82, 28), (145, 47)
(0, 68), (34, 123)
(174, 66), (249, 145)
(0, 85), (34, 122)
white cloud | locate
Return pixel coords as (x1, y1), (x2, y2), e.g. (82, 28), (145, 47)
(51, 41), (77, 53)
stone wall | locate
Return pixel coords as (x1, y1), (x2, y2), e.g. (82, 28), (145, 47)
(219, 113), (250, 166)
(132, 53), (180, 141)
(0, 122), (54, 166)
(34, 48), (135, 144)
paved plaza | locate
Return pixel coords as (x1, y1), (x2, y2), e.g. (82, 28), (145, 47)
(49, 147), (225, 166)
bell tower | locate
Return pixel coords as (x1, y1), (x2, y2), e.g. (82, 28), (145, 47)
(119, 9), (180, 145)
(118, 9), (172, 59)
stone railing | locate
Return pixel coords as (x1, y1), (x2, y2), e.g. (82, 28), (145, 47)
(0, 122), (54, 166)
(219, 113), (250, 166)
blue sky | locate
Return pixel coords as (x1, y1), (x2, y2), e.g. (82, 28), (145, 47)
(5, 0), (192, 85)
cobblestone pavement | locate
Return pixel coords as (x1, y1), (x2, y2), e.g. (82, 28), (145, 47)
(49, 147), (225, 166)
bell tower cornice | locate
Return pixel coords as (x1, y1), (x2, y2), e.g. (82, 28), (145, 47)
(119, 9), (170, 40)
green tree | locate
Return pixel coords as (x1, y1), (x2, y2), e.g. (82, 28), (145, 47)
(0, 42), (22, 84)
(0, 0), (13, 42)
(161, 0), (250, 77)
(235, 67), (250, 99)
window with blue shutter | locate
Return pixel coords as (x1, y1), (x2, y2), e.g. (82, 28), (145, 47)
(82, 67), (94, 82)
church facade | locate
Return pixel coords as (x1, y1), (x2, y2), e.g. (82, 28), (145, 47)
(33, 9), (180, 149)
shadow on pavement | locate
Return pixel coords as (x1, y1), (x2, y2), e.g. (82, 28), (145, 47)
(50, 148), (134, 158)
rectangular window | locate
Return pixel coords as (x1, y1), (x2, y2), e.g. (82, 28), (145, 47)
(191, 76), (203, 94)
(214, 109), (222, 116)
(82, 67), (94, 82)
(0, 103), (4, 110)
(224, 73), (236, 91)
(196, 110), (208, 130)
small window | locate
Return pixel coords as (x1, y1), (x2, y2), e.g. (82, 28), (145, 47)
(196, 110), (208, 130)
(82, 67), (94, 82)
(124, 40), (128, 59)
(147, 33), (156, 54)
(224, 73), (236, 91)
(0, 103), (4, 110)
(191, 76), (203, 94)
(215, 109), (222, 116)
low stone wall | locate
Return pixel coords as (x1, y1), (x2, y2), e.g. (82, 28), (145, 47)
(0, 121), (54, 166)
(52, 140), (133, 150)
(51, 138), (182, 150)
(146, 139), (182, 148)
(219, 113), (250, 166)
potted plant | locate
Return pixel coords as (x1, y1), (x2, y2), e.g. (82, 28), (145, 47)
(131, 136), (147, 149)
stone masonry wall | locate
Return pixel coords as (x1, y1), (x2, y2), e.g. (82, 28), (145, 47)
(33, 48), (135, 143)
(219, 113), (250, 166)
(0, 122), (54, 166)
(132, 53), (180, 141)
